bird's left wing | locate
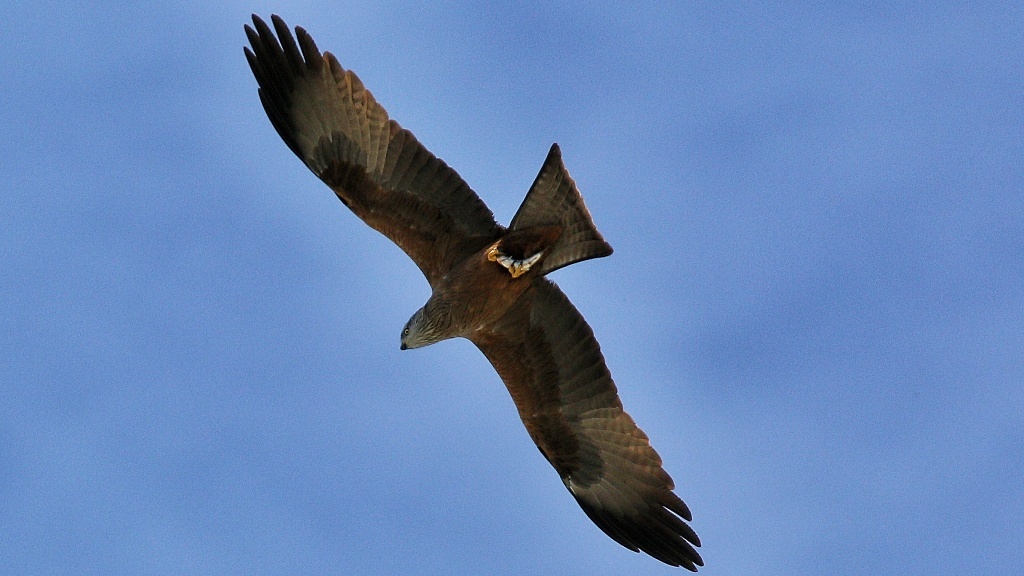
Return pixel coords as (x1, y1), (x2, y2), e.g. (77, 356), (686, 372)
(470, 280), (703, 570)
(245, 15), (503, 286)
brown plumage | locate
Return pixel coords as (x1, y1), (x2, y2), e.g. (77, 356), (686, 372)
(244, 14), (702, 570)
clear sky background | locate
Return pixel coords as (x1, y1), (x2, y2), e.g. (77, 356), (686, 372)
(2, 2), (1022, 575)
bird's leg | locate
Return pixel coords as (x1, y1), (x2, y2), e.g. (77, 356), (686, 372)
(487, 244), (544, 278)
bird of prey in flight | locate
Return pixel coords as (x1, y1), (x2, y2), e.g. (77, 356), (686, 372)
(244, 14), (702, 570)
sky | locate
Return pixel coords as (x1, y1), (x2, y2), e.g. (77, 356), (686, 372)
(2, 2), (1022, 575)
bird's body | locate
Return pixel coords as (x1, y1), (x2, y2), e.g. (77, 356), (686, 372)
(404, 225), (565, 349)
(245, 14), (703, 570)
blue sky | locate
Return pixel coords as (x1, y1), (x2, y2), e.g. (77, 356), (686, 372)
(2, 2), (1022, 574)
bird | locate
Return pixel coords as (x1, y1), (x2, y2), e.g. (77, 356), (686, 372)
(244, 14), (702, 570)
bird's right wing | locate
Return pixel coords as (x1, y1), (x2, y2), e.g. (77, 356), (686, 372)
(245, 15), (503, 286)
(471, 279), (702, 570)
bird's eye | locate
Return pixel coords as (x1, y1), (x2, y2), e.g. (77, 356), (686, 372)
(402, 327), (409, 336)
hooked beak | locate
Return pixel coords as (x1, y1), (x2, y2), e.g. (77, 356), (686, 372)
(400, 343), (408, 350)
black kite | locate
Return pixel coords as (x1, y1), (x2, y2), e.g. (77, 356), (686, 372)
(244, 14), (702, 570)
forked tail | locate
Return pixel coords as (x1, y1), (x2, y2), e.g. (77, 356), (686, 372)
(510, 144), (614, 275)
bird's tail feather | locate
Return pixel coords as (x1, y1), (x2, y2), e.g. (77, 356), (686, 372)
(510, 144), (613, 275)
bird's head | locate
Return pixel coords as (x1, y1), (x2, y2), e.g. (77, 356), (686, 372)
(400, 304), (450, 350)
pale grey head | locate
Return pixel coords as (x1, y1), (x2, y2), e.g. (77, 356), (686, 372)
(400, 302), (453, 350)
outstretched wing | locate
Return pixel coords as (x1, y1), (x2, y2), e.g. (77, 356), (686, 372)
(244, 15), (503, 286)
(470, 280), (702, 570)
